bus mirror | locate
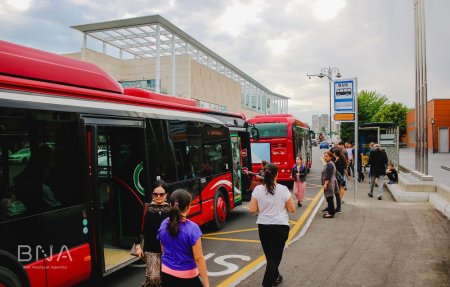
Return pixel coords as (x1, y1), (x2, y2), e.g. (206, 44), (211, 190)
(310, 131), (315, 139)
(251, 127), (260, 141)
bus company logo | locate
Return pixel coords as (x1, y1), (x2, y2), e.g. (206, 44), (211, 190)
(272, 148), (286, 155)
(18, 245), (73, 262)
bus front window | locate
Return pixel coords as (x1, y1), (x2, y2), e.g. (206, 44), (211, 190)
(255, 123), (288, 138)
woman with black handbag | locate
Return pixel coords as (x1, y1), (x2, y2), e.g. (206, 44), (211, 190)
(134, 180), (170, 287)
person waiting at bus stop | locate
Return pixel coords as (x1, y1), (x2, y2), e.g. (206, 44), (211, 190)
(368, 144), (388, 200)
(386, 163), (398, 184)
(321, 151), (339, 218)
(135, 180), (170, 287)
(157, 189), (209, 287)
(291, 156), (307, 207)
(249, 163), (295, 287)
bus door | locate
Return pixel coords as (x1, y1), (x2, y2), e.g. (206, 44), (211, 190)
(84, 117), (147, 276)
(231, 130), (252, 203)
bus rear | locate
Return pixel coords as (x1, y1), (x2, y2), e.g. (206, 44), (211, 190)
(248, 121), (295, 183)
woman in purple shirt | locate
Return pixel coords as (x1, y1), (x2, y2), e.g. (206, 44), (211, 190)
(157, 189), (209, 287)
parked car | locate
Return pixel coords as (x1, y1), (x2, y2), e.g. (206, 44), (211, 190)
(8, 147), (31, 164)
(319, 141), (329, 149)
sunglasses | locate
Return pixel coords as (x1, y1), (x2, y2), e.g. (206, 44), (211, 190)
(152, 192), (166, 197)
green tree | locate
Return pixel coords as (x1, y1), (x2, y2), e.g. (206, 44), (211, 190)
(357, 90), (388, 124)
(372, 102), (410, 136)
(339, 90), (388, 143)
(340, 122), (354, 143)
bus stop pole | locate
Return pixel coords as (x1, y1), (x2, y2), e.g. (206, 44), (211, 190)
(354, 77), (359, 203)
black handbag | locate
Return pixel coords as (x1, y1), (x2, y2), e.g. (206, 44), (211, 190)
(335, 170), (344, 183)
(130, 202), (149, 256)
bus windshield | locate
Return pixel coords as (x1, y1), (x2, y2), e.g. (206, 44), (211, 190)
(255, 123), (287, 138)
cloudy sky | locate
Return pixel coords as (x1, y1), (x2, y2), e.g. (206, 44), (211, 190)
(1, 0), (449, 124)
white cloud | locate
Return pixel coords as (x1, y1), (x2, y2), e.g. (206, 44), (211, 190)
(4, 0), (32, 11)
(0, 0), (449, 124)
(313, 0), (346, 21)
(215, 0), (265, 37)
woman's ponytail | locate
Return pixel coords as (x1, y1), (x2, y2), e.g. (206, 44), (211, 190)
(168, 189), (191, 236)
(263, 163), (278, 195)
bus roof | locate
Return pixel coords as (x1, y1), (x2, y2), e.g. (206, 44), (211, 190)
(0, 40), (247, 123)
(0, 40), (123, 94)
(249, 114), (310, 129)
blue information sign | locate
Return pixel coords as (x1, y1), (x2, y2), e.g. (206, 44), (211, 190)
(334, 79), (355, 112)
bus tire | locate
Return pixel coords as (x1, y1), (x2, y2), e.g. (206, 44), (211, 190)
(0, 266), (22, 287)
(212, 190), (227, 230)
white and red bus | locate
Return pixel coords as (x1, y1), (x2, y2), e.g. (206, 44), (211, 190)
(248, 114), (313, 185)
(0, 40), (254, 286)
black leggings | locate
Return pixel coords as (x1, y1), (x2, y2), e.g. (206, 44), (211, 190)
(161, 272), (202, 287)
(258, 224), (290, 287)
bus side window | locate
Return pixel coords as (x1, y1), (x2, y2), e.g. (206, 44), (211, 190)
(0, 108), (83, 219)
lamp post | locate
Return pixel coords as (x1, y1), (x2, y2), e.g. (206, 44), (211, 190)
(307, 67), (342, 141)
(431, 118), (435, 153)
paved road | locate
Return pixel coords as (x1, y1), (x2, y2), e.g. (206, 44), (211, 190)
(237, 147), (450, 287)
(93, 148), (326, 286)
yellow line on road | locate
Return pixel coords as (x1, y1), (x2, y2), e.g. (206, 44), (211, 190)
(203, 227), (258, 237)
(202, 237), (260, 243)
(307, 183), (324, 187)
(287, 188), (323, 242)
(217, 189), (324, 287)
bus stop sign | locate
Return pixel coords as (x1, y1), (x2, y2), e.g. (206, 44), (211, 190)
(334, 79), (355, 112)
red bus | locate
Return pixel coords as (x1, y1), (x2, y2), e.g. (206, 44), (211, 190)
(248, 114), (313, 185)
(0, 40), (254, 286)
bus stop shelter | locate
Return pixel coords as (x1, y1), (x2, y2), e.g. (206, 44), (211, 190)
(359, 122), (400, 170)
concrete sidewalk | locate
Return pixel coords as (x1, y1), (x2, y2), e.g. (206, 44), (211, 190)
(399, 147), (450, 187)
(238, 174), (450, 286)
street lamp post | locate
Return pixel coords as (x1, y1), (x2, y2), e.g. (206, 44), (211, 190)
(431, 118), (435, 153)
(307, 67), (342, 141)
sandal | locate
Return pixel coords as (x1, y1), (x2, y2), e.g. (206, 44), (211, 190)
(323, 213), (334, 218)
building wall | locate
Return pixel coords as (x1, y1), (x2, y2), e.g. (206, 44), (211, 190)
(406, 109), (416, 148)
(406, 99), (450, 152)
(431, 99), (450, 152)
(66, 49), (191, 98)
(64, 49), (261, 118)
(190, 60), (241, 112)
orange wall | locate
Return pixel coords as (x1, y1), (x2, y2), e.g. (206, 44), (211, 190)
(406, 99), (450, 152)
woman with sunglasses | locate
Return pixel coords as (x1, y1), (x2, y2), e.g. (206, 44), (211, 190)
(135, 180), (170, 287)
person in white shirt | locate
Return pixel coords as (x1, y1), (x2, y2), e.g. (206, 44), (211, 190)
(249, 163), (295, 287)
(345, 142), (354, 177)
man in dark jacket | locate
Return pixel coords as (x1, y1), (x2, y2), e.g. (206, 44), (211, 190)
(368, 144), (388, 200)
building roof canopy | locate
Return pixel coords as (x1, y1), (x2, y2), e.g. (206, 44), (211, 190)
(72, 15), (289, 100)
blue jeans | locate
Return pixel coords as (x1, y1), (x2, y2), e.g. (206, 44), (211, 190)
(369, 175), (385, 197)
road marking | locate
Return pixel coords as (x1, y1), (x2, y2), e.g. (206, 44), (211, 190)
(206, 254), (252, 276)
(203, 237), (260, 243)
(307, 183), (324, 187)
(204, 227), (258, 237)
(217, 188), (324, 287)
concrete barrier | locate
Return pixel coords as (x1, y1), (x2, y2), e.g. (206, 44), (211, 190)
(387, 171), (450, 220)
(429, 184), (450, 220)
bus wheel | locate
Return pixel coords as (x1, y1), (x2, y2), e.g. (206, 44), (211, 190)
(212, 191), (227, 230)
(0, 266), (22, 287)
